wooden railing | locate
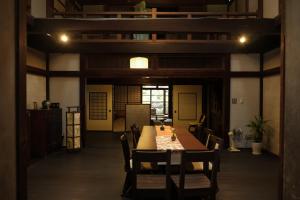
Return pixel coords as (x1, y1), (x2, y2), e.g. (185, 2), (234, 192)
(42, 0), (264, 43)
(46, 0), (263, 19)
(50, 10), (259, 19)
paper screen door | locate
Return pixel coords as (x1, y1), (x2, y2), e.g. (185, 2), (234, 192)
(173, 85), (202, 128)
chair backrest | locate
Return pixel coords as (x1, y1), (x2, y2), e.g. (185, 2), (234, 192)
(207, 135), (224, 171)
(132, 150), (171, 172)
(199, 114), (206, 124)
(179, 150), (218, 190)
(120, 133), (131, 172)
(200, 128), (214, 147)
(131, 124), (141, 148)
(207, 134), (224, 151)
(132, 150), (171, 189)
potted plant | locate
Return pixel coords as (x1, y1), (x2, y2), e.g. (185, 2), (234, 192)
(246, 116), (268, 155)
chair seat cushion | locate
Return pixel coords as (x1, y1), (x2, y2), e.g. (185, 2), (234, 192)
(192, 162), (213, 171)
(130, 159), (153, 170)
(137, 174), (166, 189)
(171, 174), (211, 189)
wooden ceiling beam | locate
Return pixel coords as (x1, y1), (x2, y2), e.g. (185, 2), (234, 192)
(28, 36), (280, 54)
(83, 68), (226, 78)
(29, 18), (279, 35)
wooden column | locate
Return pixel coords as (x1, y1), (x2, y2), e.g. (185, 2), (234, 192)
(283, 0), (300, 199)
(16, 0), (28, 199)
(80, 55), (86, 147)
(46, 0), (54, 18)
(117, 14), (122, 40)
(46, 54), (50, 100)
(151, 8), (157, 42)
(259, 54), (264, 117)
(222, 54), (231, 147)
(257, 0), (263, 18)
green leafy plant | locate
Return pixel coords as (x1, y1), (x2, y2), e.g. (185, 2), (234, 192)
(246, 116), (268, 143)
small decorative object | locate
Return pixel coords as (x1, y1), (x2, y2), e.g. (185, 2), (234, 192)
(42, 100), (50, 109)
(66, 106), (81, 151)
(33, 102), (38, 110)
(171, 128), (176, 141)
(160, 120), (165, 131)
(246, 116), (268, 155)
(50, 102), (60, 109)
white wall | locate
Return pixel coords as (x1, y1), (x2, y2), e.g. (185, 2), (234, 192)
(50, 78), (80, 143)
(263, 76), (280, 155)
(230, 53), (260, 147)
(264, 48), (280, 70)
(231, 54), (260, 72)
(26, 48), (47, 109)
(31, 0), (46, 18)
(263, 48), (281, 155)
(49, 53), (80, 143)
(27, 48), (46, 70)
(230, 78), (260, 147)
(26, 74), (47, 109)
(49, 54), (80, 71)
(249, 0), (258, 12)
(228, 0), (258, 12)
(263, 0), (279, 18)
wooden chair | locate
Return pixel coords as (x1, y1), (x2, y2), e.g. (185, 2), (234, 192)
(132, 150), (172, 200)
(192, 134), (223, 171)
(131, 124), (141, 148)
(188, 114), (206, 137)
(201, 128), (215, 147)
(120, 133), (132, 197)
(171, 150), (218, 200)
(207, 134), (224, 172)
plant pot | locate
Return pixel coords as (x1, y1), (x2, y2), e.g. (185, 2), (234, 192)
(252, 142), (262, 155)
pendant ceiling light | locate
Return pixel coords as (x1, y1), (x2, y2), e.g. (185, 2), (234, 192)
(130, 57), (148, 69)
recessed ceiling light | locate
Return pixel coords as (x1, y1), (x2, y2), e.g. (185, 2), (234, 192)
(60, 33), (69, 43)
(46, 33), (52, 37)
(238, 35), (248, 44)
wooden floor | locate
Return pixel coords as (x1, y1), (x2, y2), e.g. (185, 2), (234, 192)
(28, 133), (279, 200)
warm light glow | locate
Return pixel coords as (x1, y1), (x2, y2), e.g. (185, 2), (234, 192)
(60, 33), (69, 43)
(130, 57), (148, 69)
(239, 35), (248, 44)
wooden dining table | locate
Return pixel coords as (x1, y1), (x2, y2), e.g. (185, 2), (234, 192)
(137, 125), (207, 164)
(137, 125), (207, 151)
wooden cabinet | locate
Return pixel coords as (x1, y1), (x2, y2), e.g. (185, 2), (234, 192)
(27, 109), (62, 158)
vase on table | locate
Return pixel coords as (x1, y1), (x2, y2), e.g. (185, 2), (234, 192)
(171, 128), (176, 141)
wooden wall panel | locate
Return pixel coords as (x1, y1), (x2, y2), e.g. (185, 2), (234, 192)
(158, 54), (225, 69)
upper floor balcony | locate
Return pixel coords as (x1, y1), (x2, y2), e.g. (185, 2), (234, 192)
(27, 0), (280, 54)
(28, 0), (280, 19)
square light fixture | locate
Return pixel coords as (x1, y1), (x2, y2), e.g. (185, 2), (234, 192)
(130, 57), (148, 69)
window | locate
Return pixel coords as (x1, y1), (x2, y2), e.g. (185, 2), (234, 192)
(89, 92), (107, 120)
(142, 85), (169, 116)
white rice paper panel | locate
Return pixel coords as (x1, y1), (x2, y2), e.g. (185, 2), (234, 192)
(126, 104), (150, 131)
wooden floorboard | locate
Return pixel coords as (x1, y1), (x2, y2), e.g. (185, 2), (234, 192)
(28, 133), (279, 200)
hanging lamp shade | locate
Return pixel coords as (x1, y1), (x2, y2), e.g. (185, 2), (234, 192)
(130, 57), (148, 69)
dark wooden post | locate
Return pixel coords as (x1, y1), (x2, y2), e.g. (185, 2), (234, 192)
(257, 0), (263, 18)
(46, 0), (54, 18)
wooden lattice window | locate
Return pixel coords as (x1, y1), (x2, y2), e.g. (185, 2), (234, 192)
(89, 92), (107, 120)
